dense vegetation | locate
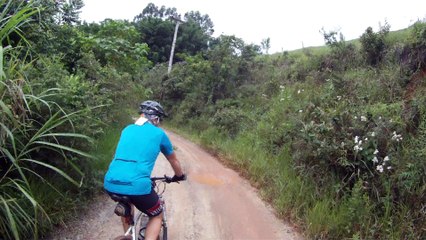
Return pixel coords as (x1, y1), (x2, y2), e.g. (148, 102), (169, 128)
(0, 0), (425, 239)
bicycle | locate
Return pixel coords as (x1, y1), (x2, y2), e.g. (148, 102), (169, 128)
(110, 175), (183, 240)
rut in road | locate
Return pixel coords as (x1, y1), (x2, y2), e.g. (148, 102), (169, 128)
(47, 131), (303, 240)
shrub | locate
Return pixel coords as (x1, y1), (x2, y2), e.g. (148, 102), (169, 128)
(321, 29), (361, 71)
(360, 23), (390, 66)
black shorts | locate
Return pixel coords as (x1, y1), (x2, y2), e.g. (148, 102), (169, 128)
(107, 189), (163, 217)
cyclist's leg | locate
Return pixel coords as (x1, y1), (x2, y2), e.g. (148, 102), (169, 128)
(105, 190), (135, 234)
(129, 189), (163, 240)
(145, 213), (163, 240)
(120, 204), (134, 232)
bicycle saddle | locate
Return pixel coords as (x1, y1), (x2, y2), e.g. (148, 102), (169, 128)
(110, 194), (131, 203)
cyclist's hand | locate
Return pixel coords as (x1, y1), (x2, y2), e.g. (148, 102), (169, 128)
(171, 174), (186, 182)
(164, 175), (173, 183)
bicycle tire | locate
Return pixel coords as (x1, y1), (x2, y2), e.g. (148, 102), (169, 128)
(137, 214), (149, 240)
(160, 226), (167, 240)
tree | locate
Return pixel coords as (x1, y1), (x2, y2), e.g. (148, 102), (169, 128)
(80, 19), (151, 73)
(261, 37), (271, 54)
(184, 11), (214, 36)
(60, 0), (84, 25)
(134, 2), (178, 21)
(134, 16), (175, 63)
(321, 28), (359, 71)
(30, 0), (84, 25)
(133, 3), (214, 65)
(359, 22), (390, 66)
(206, 35), (246, 102)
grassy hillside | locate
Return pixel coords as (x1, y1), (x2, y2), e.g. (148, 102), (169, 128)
(153, 22), (426, 239)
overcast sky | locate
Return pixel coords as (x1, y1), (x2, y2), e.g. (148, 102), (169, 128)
(80, 0), (426, 53)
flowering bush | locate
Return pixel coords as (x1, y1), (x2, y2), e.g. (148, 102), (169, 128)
(292, 99), (405, 197)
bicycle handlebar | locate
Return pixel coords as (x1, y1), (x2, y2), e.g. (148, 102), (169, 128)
(151, 175), (186, 183)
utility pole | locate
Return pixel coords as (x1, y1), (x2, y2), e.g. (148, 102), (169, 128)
(168, 16), (184, 75)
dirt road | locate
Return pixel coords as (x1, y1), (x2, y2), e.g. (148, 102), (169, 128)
(48, 131), (303, 240)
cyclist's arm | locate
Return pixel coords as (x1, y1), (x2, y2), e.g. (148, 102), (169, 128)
(165, 152), (184, 177)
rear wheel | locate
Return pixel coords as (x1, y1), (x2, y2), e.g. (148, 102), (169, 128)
(159, 226), (167, 240)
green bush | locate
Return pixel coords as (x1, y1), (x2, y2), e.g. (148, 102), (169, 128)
(360, 23), (390, 66)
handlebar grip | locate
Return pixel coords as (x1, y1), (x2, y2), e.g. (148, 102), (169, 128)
(151, 174), (186, 183)
(171, 174), (186, 182)
(165, 175), (173, 183)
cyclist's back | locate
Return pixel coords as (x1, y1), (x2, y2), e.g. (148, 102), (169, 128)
(104, 119), (173, 195)
(103, 100), (186, 240)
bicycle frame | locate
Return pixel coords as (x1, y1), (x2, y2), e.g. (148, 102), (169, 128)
(122, 211), (143, 240)
(114, 176), (173, 240)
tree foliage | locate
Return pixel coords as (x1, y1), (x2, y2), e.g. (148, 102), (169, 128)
(320, 28), (360, 71)
(360, 22), (390, 66)
(80, 19), (151, 73)
(133, 3), (213, 64)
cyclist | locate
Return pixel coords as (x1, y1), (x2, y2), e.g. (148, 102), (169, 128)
(104, 100), (186, 240)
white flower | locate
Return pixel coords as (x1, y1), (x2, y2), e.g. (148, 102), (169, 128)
(280, 98), (285, 101)
(354, 145), (363, 151)
(376, 165), (384, 173)
(341, 142), (345, 147)
(279, 85), (285, 89)
(354, 136), (359, 143)
(387, 166), (392, 170)
(354, 116), (358, 120)
(370, 132), (376, 137)
(372, 156), (379, 163)
(384, 156), (390, 162)
(297, 89), (301, 94)
(364, 137), (368, 141)
(299, 109), (303, 113)
(374, 149), (379, 155)
(361, 116), (367, 122)
(391, 132), (403, 142)
(337, 96), (342, 101)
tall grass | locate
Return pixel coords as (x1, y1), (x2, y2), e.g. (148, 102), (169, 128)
(0, 1), (95, 239)
(89, 125), (122, 189)
(0, 55), (93, 239)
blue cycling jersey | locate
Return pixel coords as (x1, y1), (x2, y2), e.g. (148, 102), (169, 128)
(104, 119), (173, 195)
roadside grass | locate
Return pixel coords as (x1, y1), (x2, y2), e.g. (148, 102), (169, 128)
(168, 70), (426, 239)
(91, 125), (122, 172)
(29, 177), (81, 236)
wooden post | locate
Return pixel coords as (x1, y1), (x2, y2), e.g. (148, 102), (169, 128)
(168, 17), (184, 75)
